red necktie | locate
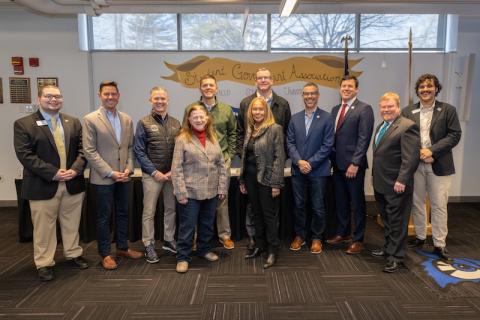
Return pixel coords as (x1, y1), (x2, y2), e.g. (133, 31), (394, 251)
(336, 103), (348, 131)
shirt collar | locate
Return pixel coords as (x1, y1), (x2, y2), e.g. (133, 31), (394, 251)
(39, 109), (59, 122)
(420, 100), (435, 111)
(342, 97), (356, 107)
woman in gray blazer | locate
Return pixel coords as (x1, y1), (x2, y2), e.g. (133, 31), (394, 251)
(239, 97), (286, 269)
(172, 104), (228, 273)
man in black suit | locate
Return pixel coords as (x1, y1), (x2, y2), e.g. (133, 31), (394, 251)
(401, 74), (462, 261)
(327, 75), (374, 254)
(371, 92), (420, 273)
(14, 85), (88, 281)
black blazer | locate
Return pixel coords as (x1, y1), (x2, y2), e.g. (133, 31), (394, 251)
(237, 91), (291, 154)
(331, 99), (374, 170)
(14, 110), (86, 200)
(401, 101), (461, 176)
(372, 116), (420, 195)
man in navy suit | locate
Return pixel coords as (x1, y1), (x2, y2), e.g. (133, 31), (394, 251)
(287, 82), (334, 254)
(327, 75), (374, 254)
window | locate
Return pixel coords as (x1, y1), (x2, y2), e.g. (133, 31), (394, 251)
(271, 14), (356, 50)
(181, 14), (267, 51)
(91, 14), (177, 50)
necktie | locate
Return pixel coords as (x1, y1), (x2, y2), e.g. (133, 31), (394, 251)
(375, 121), (389, 146)
(51, 117), (66, 170)
(336, 103), (348, 131)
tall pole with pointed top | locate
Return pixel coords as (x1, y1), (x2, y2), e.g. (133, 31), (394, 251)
(408, 28), (413, 105)
(341, 35), (352, 76)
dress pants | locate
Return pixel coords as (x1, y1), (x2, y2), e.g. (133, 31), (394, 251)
(216, 158), (232, 241)
(333, 168), (367, 242)
(93, 182), (130, 257)
(29, 182), (84, 269)
(177, 197), (218, 262)
(411, 162), (451, 248)
(245, 165), (280, 255)
(374, 190), (412, 263)
(291, 174), (327, 240)
(141, 173), (176, 246)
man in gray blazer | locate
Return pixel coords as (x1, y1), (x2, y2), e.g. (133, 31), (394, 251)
(371, 92), (420, 273)
(83, 81), (142, 270)
(401, 74), (462, 261)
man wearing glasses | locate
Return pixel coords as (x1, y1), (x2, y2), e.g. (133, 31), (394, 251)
(287, 83), (334, 254)
(14, 85), (89, 281)
(237, 67), (291, 249)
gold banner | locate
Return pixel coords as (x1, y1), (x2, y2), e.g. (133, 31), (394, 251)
(162, 55), (363, 89)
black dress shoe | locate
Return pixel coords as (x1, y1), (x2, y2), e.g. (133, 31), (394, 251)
(383, 260), (407, 273)
(433, 247), (452, 262)
(407, 237), (426, 248)
(38, 267), (54, 282)
(246, 237), (256, 250)
(71, 256), (89, 269)
(263, 253), (276, 269)
(371, 249), (386, 258)
(245, 247), (262, 259)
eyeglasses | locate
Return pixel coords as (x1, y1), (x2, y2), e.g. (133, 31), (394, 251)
(42, 95), (64, 100)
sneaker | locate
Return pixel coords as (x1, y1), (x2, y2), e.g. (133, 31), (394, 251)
(201, 252), (219, 262)
(162, 240), (178, 254)
(176, 261), (189, 273)
(220, 238), (235, 250)
(144, 244), (160, 264)
(289, 236), (305, 251)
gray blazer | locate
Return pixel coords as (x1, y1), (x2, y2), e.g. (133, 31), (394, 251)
(239, 123), (285, 189)
(372, 116), (420, 195)
(171, 134), (227, 200)
(82, 107), (134, 185)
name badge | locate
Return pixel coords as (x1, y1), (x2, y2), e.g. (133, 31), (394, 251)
(36, 120), (48, 126)
(150, 125), (159, 132)
(412, 109), (420, 114)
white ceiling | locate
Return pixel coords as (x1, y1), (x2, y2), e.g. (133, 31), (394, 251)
(1, 0), (480, 16)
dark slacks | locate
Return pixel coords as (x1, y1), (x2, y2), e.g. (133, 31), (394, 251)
(374, 190), (412, 263)
(333, 168), (367, 242)
(245, 168), (280, 255)
(176, 197), (217, 262)
(93, 182), (130, 257)
(291, 174), (327, 240)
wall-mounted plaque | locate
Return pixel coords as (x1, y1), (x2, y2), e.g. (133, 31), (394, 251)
(9, 77), (31, 104)
(37, 77), (58, 95)
(0, 78), (3, 104)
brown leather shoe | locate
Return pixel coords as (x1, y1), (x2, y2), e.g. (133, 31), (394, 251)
(102, 255), (117, 270)
(117, 248), (143, 259)
(289, 236), (305, 251)
(221, 238), (235, 250)
(345, 241), (363, 254)
(311, 240), (323, 254)
(326, 235), (351, 245)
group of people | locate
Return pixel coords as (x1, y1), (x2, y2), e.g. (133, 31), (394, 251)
(13, 67), (461, 281)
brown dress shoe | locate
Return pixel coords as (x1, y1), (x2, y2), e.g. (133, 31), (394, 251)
(102, 255), (118, 270)
(311, 239), (323, 254)
(117, 248), (143, 259)
(221, 238), (235, 250)
(326, 235), (352, 245)
(345, 241), (362, 254)
(289, 236), (305, 251)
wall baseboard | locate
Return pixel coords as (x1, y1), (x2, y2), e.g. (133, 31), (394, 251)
(0, 201), (18, 207)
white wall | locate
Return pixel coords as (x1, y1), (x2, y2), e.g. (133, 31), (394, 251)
(1, 10), (479, 202)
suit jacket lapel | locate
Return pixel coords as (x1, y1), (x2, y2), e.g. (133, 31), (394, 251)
(98, 108), (119, 145)
(35, 111), (58, 152)
(191, 135), (208, 157)
(375, 118), (399, 150)
(305, 108), (319, 141)
(430, 101), (442, 128)
(412, 102), (421, 125)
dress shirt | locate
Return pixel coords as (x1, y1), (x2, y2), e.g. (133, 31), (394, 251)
(105, 108), (121, 144)
(419, 101), (434, 148)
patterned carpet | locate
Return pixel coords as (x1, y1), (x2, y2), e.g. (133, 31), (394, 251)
(0, 203), (479, 319)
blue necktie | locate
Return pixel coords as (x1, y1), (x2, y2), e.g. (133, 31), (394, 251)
(375, 121), (389, 146)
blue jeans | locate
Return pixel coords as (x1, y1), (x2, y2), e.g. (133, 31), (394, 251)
(93, 182), (130, 257)
(291, 175), (327, 240)
(176, 197), (218, 262)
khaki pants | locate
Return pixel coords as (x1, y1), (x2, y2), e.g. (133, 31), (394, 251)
(216, 158), (232, 240)
(411, 162), (452, 248)
(142, 173), (176, 246)
(29, 183), (84, 269)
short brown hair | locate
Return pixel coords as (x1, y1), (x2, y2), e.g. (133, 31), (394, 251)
(415, 73), (442, 97)
(340, 75), (359, 88)
(199, 74), (217, 87)
(38, 85), (60, 97)
(99, 81), (119, 93)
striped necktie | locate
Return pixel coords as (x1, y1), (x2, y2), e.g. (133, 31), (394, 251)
(51, 117), (66, 170)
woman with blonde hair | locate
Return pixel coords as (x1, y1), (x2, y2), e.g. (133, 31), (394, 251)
(239, 97), (285, 268)
(172, 104), (227, 273)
